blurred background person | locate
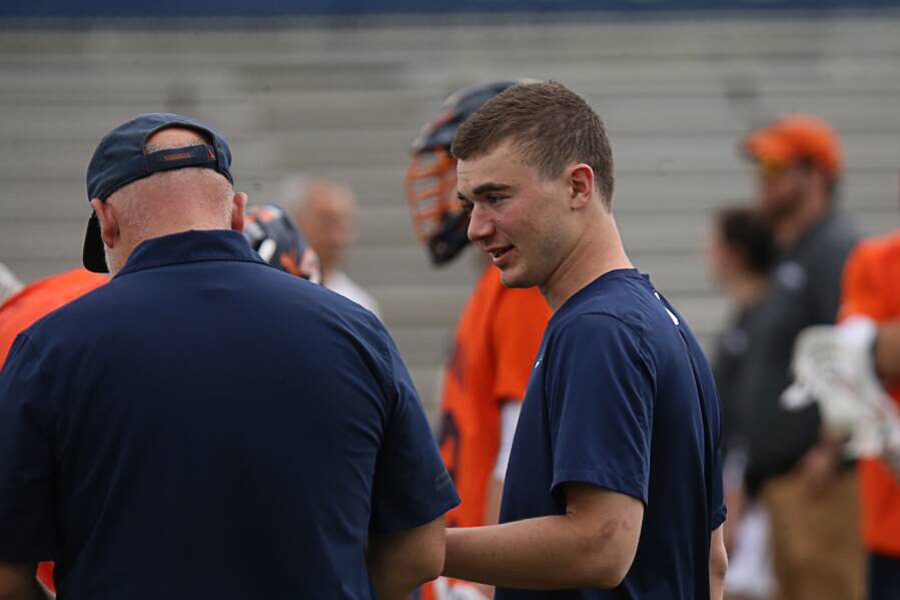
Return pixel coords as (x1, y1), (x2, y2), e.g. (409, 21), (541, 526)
(0, 263), (22, 303)
(0, 268), (107, 366)
(405, 80), (552, 600)
(787, 167), (900, 600)
(244, 203), (321, 283)
(284, 176), (381, 316)
(0, 266), (108, 593)
(740, 114), (863, 600)
(706, 205), (776, 600)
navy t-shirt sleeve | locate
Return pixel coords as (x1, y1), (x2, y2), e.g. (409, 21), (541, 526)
(370, 333), (460, 534)
(0, 334), (57, 561)
(546, 314), (655, 504)
(709, 384), (727, 530)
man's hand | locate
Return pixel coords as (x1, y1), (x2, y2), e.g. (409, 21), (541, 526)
(796, 437), (842, 497)
(0, 563), (52, 600)
(786, 319), (900, 465)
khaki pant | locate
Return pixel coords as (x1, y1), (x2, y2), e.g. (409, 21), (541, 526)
(761, 470), (864, 600)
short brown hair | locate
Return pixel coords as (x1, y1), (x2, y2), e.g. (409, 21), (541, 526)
(451, 81), (615, 208)
(715, 205), (775, 275)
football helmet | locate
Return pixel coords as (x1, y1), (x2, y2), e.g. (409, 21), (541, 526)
(244, 204), (321, 284)
(405, 80), (524, 266)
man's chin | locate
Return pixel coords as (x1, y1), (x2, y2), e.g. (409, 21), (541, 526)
(498, 268), (534, 289)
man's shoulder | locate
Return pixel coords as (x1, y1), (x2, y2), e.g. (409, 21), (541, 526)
(848, 230), (900, 268)
(802, 211), (861, 259)
(554, 274), (667, 337)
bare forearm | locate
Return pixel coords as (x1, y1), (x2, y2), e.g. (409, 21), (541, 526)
(484, 476), (504, 526)
(0, 575), (52, 600)
(709, 526), (727, 600)
(445, 516), (624, 590)
(367, 561), (424, 600)
(367, 516), (445, 600)
(709, 563), (726, 600)
(0, 562), (53, 600)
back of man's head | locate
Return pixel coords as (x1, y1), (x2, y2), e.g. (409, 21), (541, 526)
(109, 127), (235, 241)
(451, 80), (615, 209)
(83, 113), (245, 275)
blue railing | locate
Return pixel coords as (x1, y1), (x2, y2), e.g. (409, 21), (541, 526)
(4, 0), (900, 18)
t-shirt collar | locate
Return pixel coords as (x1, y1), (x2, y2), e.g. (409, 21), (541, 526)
(115, 229), (264, 277)
(551, 267), (644, 323)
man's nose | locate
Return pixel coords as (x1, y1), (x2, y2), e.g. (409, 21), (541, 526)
(467, 203), (494, 243)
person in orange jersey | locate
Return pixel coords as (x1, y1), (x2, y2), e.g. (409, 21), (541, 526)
(790, 167), (900, 599)
(405, 81), (551, 600)
(0, 269), (107, 367)
(0, 267), (108, 592)
(836, 231), (900, 600)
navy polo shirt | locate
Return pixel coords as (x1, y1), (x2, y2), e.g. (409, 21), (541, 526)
(0, 230), (458, 600)
(497, 270), (725, 600)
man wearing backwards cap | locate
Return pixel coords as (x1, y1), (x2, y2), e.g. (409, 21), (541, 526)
(0, 113), (458, 600)
(737, 114), (862, 600)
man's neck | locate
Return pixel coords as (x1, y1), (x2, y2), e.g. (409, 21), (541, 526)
(725, 274), (769, 309)
(774, 194), (828, 248)
(541, 216), (633, 312)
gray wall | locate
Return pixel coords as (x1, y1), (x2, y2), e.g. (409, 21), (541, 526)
(2, 18), (899, 414)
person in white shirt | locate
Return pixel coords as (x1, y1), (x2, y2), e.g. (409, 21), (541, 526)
(283, 176), (381, 317)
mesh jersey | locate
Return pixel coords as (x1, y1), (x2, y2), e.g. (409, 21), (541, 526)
(0, 268), (108, 591)
(437, 266), (550, 529)
(423, 266), (549, 600)
(0, 269), (108, 365)
(838, 232), (900, 556)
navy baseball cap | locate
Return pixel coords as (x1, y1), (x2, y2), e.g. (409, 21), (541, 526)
(83, 112), (234, 273)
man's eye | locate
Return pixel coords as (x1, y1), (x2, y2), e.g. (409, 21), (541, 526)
(460, 201), (473, 214)
(485, 195), (505, 205)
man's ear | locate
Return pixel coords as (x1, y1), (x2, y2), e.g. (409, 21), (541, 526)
(231, 192), (248, 232)
(568, 163), (596, 211)
(89, 198), (119, 248)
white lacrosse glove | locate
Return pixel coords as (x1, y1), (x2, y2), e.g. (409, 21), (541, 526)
(784, 317), (900, 475)
(433, 577), (491, 600)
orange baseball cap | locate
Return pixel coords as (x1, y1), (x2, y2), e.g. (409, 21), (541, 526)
(744, 114), (843, 179)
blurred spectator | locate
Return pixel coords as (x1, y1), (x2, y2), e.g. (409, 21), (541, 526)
(0, 262), (23, 303)
(706, 205), (776, 600)
(0, 267), (108, 592)
(740, 114), (863, 600)
(797, 169), (900, 600)
(283, 176), (380, 316)
(405, 80), (552, 600)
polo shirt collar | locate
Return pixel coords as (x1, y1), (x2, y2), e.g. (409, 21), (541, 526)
(116, 230), (264, 277)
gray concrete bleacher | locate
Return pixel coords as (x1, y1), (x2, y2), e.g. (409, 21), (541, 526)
(2, 17), (900, 415)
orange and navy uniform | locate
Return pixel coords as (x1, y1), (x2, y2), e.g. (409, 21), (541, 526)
(437, 266), (550, 528)
(421, 266), (550, 600)
(0, 268), (108, 591)
(838, 232), (900, 558)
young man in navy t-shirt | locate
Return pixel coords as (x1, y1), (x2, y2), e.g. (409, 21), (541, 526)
(444, 81), (727, 600)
